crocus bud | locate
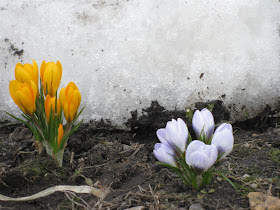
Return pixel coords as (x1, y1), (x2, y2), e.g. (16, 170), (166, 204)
(59, 82), (81, 123)
(45, 94), (61, 122)
(211, 123), (234, 159)
(156, 118), (188, 153)
(15, 60), (38, 88)
(57, 123), (64, 147)
(192, 108), (214, 142)
(153, 143), (177, 167)
(214, 123), (233, 135)
(185, 140), (218, 174)
(40, 61), (62, 97)
(9, 80), (37, 116)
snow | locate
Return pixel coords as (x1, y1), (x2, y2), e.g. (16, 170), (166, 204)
(0, 0), (280, 126)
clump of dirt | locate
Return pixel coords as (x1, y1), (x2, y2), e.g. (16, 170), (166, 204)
(0, 101), (279, 209)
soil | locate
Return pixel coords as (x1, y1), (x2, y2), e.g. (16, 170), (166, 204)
(0, 101), (279, 210)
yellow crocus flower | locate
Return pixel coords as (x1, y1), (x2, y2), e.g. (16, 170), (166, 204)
(40, 61), (62, 97)
(58, 124), (64, 147)
(59, 82), (81, 123)
(9, 80), (37, 116)
(45, 94), (61, 122)
(15, 60), (38, 88)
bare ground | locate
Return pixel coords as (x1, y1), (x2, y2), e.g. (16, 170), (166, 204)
(0, 101), (279, 209)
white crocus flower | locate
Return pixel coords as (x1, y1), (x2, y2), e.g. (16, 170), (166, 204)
(153, 143), (177, 167)
(192, 108), (214, 142)
(156, 118), (188, 153)
(214, 123), (233, 135)
(211, 123), (234, 159)
(185, 140), (218, 174)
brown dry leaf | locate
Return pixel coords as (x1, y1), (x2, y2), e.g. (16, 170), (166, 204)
(0, 185), (109, 202)
(248, 192), (280, 210)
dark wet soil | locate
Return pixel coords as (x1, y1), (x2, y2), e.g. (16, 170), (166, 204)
(0, 101), (279, 209)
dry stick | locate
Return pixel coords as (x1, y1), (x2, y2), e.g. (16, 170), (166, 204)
(264, 184), (273, 209)
(149, 184), (159, 210)
(138, 185), (147, 193)
(70, 151), (74, 165)
(64, 190), (91, 210)
(0, 185), (108, 201)
(0, 178), (9, 187)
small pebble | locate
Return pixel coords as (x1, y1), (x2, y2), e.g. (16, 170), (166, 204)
(189, 203), (204, 210)
(273, 128), (280, 134)
(123, 144), (130, 150)
(265, 143), (272, 147)
(263, 181), (269, 185)
(252, 133), (259, 137)
(243, 143), (250, 148)
(242, 174), (250, 179)
(272, 112), (280, 117)
(250, 183), (258, 189)
(216, 177), (222, 182)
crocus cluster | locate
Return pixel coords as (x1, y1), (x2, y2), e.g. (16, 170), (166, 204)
(153, 108), (234, 190)
(8, 60), (83, 166)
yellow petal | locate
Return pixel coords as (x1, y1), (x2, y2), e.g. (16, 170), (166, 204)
(58, 124), (64, 147)
(30, 80), (37, 98)
(17, 88), (33, 115)
(65, 82), (78, 95)
(45, 94), (51, 121)
(10, 81), (36, 115)
(60, 82), (81, 122)
(63, 101), (70, 122)
(14, 63), (23, 80)
(56, 99), (61, 115)
(69, 102), (75, 122)
(40, 60), (46, 82)
(56, 61), (63, 77)
(73, 90), (80, 111)
(67, 87), (74, 103)
(45, 94), (61, 122)
(15, 66), (32, 84)
(9, 80), (23, 109)
(23, 63), (33, 74)
(43, 63), (61, 96)
(29, 81), (37, 112)
(59, 88), (66, 107)
(76, 90), (81, 108)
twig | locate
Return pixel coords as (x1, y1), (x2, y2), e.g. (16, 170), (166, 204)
(0, 185), (108, 201)
(264, 184), (272, 209)
(149, 184), (159, 210)
(64, 190), (91, 210)
(0, 177), (9, 187)
(138, 185), (147, 193)
(70, 151), (74, 165)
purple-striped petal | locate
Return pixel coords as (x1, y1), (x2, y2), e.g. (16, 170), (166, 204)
(185, 140), (218, 173)
(192, 108), (214, 142)
(153, 143), (177, 167)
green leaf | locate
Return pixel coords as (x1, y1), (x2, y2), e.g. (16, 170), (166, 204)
(200, 189), (207, 194)
(71, 105), (86, 125)
(214, 171), (238, 191)
(6, 112), (36, 136)
(208, 189), (215, 194)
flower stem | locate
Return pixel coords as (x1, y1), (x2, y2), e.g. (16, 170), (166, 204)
(196, 175), (202, 190)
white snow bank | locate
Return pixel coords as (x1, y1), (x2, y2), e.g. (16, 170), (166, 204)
(0, 0), (280, 125)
